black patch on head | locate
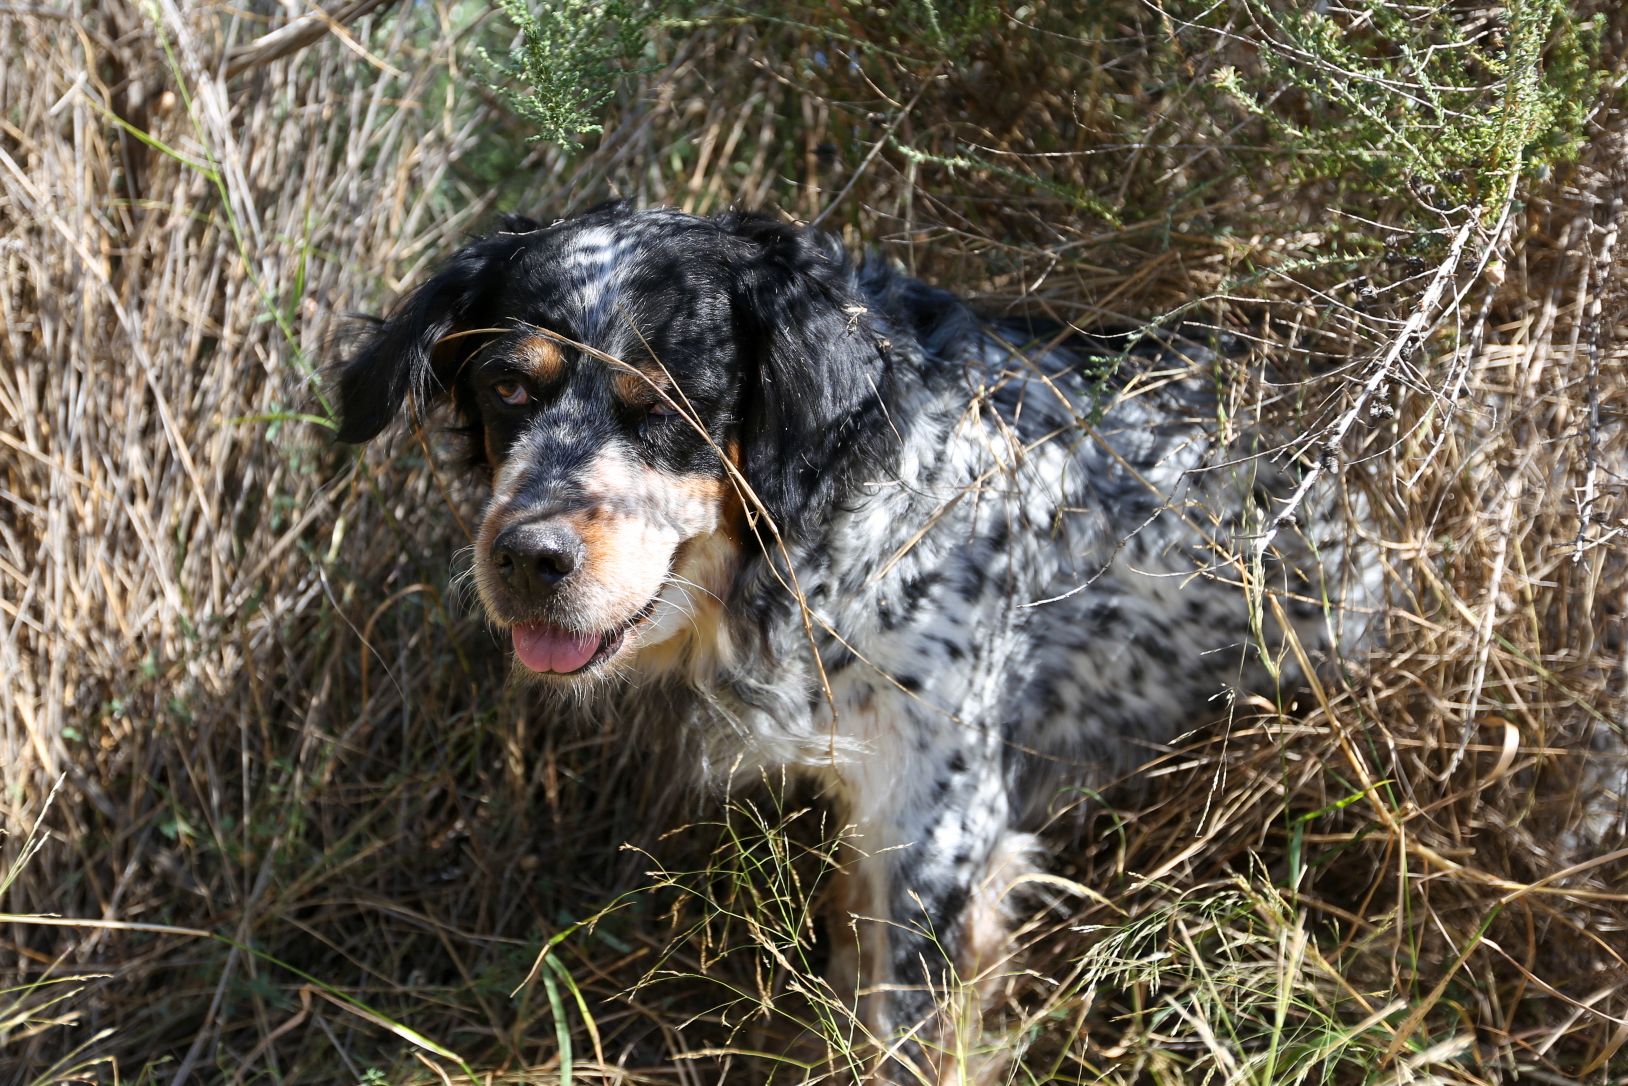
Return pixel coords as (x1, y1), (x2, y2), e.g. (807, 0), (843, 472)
(332, 231), (535, 444)
(719, 212), (901, 545)
(332, 204), (736, 477)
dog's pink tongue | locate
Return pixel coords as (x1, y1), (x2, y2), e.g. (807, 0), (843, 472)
(512, 623), (601, 674)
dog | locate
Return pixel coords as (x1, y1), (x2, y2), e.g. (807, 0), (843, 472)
(333, 201), (1376, 1081)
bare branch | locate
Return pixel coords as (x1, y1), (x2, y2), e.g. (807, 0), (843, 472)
(1251, 210), (1484, 564)
(1573, 188), (1622, 563)
(222, 0), (398, 81)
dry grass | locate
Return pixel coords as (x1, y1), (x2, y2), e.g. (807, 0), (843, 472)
(2, 2), (1625, 1084)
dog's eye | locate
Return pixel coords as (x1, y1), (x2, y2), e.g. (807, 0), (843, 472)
(648, 400), (676, 419)
(493, 380), (530, 407)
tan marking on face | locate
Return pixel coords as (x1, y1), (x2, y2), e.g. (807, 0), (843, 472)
(475, 442), (736, 667)
(547, 452), (687, 629)
(630, 441), (748, 677)
(662, 470), (726, 507)
(627, 464), (745, 670)
(610, 364), (670, 408)
(635, 524), (739, 679)
(515, 333), (564, 382)
(718, 439), (748, 539)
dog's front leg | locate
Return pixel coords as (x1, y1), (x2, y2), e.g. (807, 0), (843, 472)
(826, 748), (1035, 1085)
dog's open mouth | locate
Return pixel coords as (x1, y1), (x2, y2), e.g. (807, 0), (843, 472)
(510, 601), (657, 676)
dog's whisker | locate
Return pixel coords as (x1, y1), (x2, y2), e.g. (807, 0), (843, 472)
(662, 572), (723, 606)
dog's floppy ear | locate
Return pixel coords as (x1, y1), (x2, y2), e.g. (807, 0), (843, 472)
(725, 214), (895, 543)
(333, 232), (530, 444)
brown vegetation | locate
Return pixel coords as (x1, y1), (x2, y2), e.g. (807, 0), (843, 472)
(1, 2), (1624, 1083)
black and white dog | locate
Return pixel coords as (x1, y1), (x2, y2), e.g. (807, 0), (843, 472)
(334, 202), (1375, 1081)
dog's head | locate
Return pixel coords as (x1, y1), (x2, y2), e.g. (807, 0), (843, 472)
(333, 204), (893, 685)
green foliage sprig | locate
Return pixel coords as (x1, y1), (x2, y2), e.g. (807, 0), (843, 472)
(1205, 0), (1600, 211)
(483, 0), (663, 146)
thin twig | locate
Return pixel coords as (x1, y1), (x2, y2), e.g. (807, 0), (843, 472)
(1252, 211), (1484, 563)
(809, 63), (940, 230)
(1573, 188), (1621, 563)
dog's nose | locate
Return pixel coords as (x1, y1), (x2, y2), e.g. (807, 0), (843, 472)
(491, 522), (584, 595)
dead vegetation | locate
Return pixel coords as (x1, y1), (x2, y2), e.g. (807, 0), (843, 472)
(1, 1), (1624, 1083)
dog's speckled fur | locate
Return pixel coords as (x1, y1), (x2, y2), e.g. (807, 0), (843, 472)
(335, 202), (1378, 1081)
